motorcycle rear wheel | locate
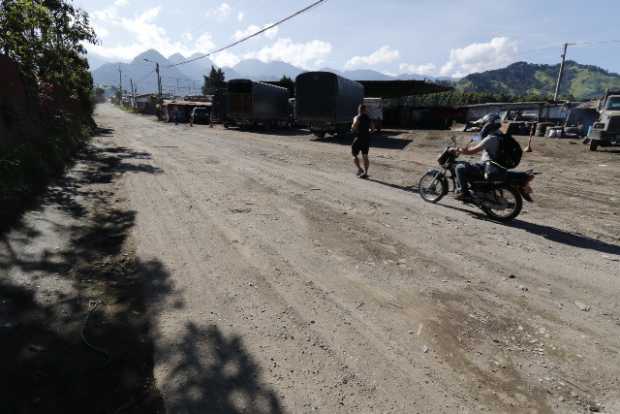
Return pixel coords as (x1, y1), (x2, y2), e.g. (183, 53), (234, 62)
(481, 185), (523, 221)
(418, 171), (447, 203)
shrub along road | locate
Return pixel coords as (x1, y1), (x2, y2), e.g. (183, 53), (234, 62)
(5, 103), (619, 413)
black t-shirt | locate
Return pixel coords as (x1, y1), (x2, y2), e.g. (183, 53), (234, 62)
(356, 114), (371, 140)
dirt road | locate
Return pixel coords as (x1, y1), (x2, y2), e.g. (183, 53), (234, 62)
(96, 103), (618, 413)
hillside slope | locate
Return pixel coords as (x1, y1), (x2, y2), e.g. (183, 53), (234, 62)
(456, 61), (620, 99)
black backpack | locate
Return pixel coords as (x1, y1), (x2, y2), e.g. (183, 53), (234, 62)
(488, 133), (523, 169)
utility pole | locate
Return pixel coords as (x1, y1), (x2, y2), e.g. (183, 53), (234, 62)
(130, 78), (136, 108)
(144, 58), (164, 117)
(118, 65), (123, 106)
(156, 62), (162, 102)
(554, 43), (575, 102)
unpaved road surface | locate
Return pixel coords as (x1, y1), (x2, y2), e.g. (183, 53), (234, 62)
(98, 103), (619, 413)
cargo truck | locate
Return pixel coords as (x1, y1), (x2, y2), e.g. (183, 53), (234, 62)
(295, 72), (364, 138)
(226, 79), (290, 129)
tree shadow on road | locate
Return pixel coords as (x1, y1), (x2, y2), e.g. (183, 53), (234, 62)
(0, 138), (173, 413)
(159, 322), (283, 414)
(0, 135), (285, 413)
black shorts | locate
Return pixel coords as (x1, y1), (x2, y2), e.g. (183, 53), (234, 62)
(352, 138), (370, 156)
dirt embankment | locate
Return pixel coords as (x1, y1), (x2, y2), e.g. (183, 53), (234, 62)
(1, 131), (169, 413)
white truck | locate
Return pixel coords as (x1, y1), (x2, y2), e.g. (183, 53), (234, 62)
(363, 97), (383, 132)
(588, 90), (620, 151)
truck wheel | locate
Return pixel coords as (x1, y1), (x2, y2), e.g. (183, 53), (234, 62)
(314, 131), (326, 139)
(589, 140), (598, 151)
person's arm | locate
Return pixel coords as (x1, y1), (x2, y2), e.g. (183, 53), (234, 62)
(458, 136), (490, 155)
(351, 115), (359, 132)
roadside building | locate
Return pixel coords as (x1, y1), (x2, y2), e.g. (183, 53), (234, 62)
(134, 94), (157, 114)
(161, 99), (212, 123)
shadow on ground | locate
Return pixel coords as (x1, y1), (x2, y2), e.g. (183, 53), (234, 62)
(367, 178), (419, 194)
(0, 127), (283, 413)
(434, 199), (620, 255)
(159, 322), (283, 414)
(315, 131), (413, 150)
(506, 219), (620, 256)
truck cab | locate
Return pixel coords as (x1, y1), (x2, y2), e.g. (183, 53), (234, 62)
(588, 90), (620, 151)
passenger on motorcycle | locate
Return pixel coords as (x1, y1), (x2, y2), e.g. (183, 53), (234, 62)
(453, 113), (505, 200)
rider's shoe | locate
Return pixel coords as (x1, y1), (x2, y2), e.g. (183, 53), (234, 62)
(455, 191), (474, 202)
(454, 190), (468, 201)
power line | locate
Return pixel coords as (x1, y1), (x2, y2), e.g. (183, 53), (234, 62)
(168, 0), (328, 68)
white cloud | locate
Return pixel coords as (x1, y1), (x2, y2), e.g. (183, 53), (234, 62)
(243, 38), (332, 69)
(345, 46), (400, 69)
(212, 50), (241, 68)
(237, 12), (245, 22)
(439, 37), (518, 78)
(182, 32), (193, 42)
(92, 22), (110, 39)
(233, 24), (279, 41)
(113, 0), (129, 7)
(89, 6), (217, 61)
(194, 33), (215, 51)
(206, 3), (231, 21)
(399, 63), (437, 76)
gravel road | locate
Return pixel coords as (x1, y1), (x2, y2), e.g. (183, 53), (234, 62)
(96, 103), (619, 413)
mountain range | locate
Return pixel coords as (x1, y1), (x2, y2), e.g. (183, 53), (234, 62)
(455, 61), (620, 100)
(91, 50), (620, 99)
(90, 49), (434, 95)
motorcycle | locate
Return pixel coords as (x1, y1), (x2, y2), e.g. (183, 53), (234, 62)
(418, 140), (537, 222)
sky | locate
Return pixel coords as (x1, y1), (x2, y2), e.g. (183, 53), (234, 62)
(76, 0), (620, 77)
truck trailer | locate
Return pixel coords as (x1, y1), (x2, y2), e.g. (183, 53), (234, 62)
(226, 79), (290, 129)
(295, 72), (364, 138)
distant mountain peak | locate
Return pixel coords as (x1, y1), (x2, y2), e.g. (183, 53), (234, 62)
(168, 53), (187, 64)
(131, 49), (168, 64)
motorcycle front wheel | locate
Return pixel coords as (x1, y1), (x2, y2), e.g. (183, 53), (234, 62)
(481, 185), (523, 221)
(418, 171), (447, 203)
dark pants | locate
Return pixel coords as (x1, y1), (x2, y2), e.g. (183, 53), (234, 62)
(455, 162), (484, 192)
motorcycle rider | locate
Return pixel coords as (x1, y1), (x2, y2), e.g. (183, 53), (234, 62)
(453, 113), (504, 200)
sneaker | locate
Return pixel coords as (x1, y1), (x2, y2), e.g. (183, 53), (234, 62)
(356, 169), (364, 177)
(454, 191), (468, 201)
(359, 173), (369, 179)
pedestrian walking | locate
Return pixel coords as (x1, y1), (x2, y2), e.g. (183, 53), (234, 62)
(351, 104), (373, 179)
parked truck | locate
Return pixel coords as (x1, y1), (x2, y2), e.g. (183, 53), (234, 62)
(295, 71), (364, 138)
(588, 90), (620, 151)
(226, 79), (290, 129)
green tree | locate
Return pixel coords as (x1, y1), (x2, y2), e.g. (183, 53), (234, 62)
(0, 0), (97, 120)
(202, 66), (226, 94)
(279, 75), (295, 97)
